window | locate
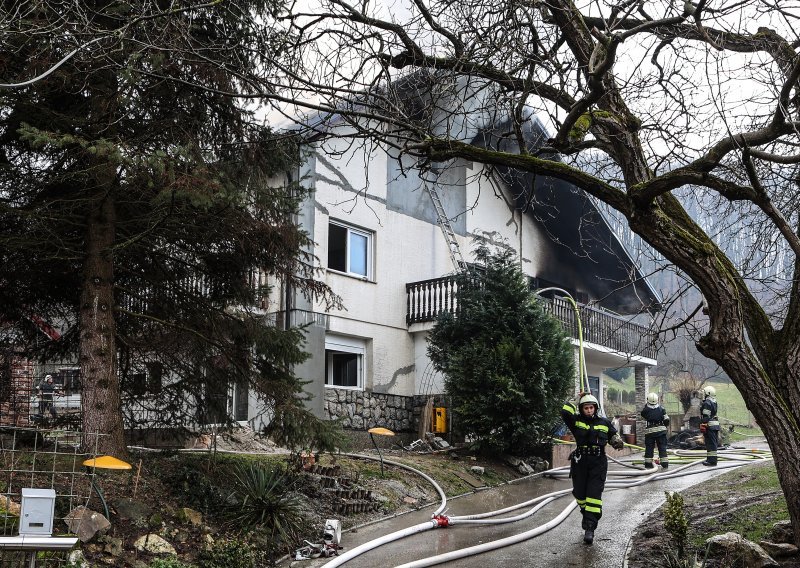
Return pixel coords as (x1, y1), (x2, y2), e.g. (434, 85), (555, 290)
(529, 277), (588, 304)
(233, 380), (249, 422)
(328, 221), (372, 278)
(56, 368), (81, 395)
(325, 335), (365, 389)
(124, 363), (161, 396)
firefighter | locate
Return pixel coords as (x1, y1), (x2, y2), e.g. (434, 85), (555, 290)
(641, 392), (669, 469)
(700, 385), (720, 466)
(562, 392), (625, 545)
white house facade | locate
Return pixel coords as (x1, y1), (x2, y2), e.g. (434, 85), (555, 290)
(251, 112), (661, 440)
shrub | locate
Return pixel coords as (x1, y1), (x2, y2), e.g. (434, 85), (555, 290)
(197, 540), (255, 568)
(225, 462), (304, 557)
(428, 244), (574, 454)
(166, 458), (228, 514)
(664, 491), (689, 558)
(149, 559), (196, 568)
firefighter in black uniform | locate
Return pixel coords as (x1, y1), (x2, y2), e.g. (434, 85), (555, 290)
(562, 392), (625, 545)
(700, 385), (720, 466)
(641, 392), (670, 469)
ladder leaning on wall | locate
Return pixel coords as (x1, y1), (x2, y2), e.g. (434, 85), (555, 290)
(423, 180), (466, 273)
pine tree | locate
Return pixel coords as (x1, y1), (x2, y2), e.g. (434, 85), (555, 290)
(0, 1), (336, 455)
(427, 244), (574, 454)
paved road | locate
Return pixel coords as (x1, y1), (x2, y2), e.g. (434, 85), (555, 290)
(286, 458), (739, 568)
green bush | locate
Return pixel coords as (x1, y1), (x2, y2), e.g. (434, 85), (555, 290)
(166, 458), (228, 514)
(664, 491), (688, 558)
(428, 244), (574, 454)
(197, 540), (255, 568)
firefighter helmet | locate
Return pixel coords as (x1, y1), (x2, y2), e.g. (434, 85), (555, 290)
(703, 385), (716, 398)
(579, 393), (599, 410)
(647, 392), (658, 405)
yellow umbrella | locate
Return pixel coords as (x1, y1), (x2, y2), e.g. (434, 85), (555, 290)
(368, 427), (395, 477)
(82, 455), (132, 518)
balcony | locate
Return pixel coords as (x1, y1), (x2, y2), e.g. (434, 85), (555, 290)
(406, 276), (657, 360)
(264, 309), (330, 330)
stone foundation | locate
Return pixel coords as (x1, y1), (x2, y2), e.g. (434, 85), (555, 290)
(324, 388), (416, 432)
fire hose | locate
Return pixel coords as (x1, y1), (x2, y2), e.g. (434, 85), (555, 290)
(320, 446), (772, 568)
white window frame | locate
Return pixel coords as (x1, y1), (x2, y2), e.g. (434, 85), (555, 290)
(327, 220), (373, 280)
(325, 335), (365, 390)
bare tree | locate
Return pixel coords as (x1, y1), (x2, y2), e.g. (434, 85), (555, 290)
(274, 0), (800, 543)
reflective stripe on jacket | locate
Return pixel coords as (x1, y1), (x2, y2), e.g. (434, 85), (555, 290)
(641, 403), (668, 437)
(562, 402), (618, 448)
(701, 397), (720, 431)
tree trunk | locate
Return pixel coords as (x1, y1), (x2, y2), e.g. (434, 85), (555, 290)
(627, 196), (800, 544)
(80, 183), (126, 458)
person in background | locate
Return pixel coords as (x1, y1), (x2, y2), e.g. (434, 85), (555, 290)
(37, 374), (57, 419)
(699, 385), (720, 466)
(641, 392), (670, 469)
(561, 392), (625, 545)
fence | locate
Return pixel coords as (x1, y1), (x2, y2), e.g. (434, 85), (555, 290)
(661, 386), (756, 429)
(1, 428), (103, 566)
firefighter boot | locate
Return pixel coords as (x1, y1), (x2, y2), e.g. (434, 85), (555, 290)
(584, 529), (594, 545)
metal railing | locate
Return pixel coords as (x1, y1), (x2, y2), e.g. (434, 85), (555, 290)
(406, 276), (657, 359)
(263, 309), (330, 330)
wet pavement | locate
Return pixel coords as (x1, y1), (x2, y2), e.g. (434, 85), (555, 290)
(285, 456), (742, 568)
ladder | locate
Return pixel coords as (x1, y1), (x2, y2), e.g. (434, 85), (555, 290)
(423, 180), (466, 272)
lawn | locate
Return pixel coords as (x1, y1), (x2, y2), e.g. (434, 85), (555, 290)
(604, 375), (763, 437)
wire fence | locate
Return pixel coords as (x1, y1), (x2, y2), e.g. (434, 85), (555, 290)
(661, 389), (757, 429)
(1, 428), (104, 567)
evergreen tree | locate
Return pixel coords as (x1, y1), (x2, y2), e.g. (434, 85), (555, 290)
(428, 245), (574, 454)
(0, 1), (336, 455)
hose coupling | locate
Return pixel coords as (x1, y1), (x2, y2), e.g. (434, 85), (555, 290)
(432, 514), (450, 527)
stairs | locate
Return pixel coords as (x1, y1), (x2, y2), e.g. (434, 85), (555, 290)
(307, 464), (382, 515)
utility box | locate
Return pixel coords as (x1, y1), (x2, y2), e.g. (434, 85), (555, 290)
(432, 407), (447, 433)
(19, 488), (56, 536)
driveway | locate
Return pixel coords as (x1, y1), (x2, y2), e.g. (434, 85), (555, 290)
(286, 460), (733, 568)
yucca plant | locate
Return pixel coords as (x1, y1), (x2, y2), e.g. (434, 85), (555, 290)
(226, 462), (305, 545)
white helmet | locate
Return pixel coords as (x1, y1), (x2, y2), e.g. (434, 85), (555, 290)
(703, 385), (716, 398)
(579, 393), (599, 410)
(647, 392), (658, 405)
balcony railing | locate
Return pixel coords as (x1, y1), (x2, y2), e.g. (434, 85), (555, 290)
(264, 309), (330, 330)
(406, 276), (657, 360)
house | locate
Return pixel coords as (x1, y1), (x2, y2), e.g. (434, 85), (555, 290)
(1, 90), (661, 446)
(258, 105), (661, 444)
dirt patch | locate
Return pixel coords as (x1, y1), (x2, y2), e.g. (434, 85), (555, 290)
(626, 460), (796, 568)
